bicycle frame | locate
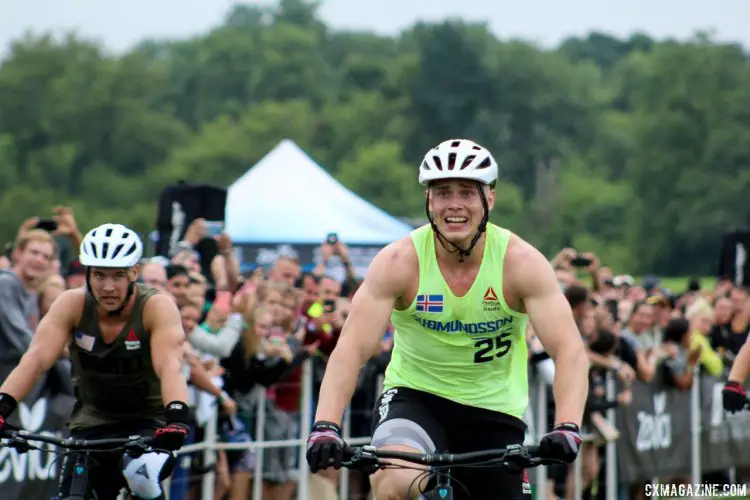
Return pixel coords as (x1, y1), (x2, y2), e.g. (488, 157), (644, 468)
(1, 429), (153, 500)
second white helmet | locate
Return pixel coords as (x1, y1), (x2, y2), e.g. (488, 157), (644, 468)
(418, 138), (498, 186)
(79, 223), (143, 268)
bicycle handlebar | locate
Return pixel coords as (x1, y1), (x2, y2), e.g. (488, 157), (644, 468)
(1, 429), (155, 455)
(343, 443), (561, 472)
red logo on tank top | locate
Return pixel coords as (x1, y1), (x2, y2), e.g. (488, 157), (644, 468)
(125, 329), (141, 351)
(483, 286), (501, 311)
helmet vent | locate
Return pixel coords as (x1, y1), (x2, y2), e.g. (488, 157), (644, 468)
(105, 227), (113, 237)
(102, 242), (110, 257)
(460, 155), (476, 170)
(124, 242), (138, 257)
(432, 155), (444, 170)
(451, 140), (461, 147)
(475, 157), (492, 170)
(88, 242), (98, 258)
(112, 243), (125, 258)
(447, 153), (457, 170)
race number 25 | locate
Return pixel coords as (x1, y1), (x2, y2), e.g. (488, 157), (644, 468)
(473, 332), (512, 363)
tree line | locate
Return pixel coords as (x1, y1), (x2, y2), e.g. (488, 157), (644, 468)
(0, 0), (748, 275)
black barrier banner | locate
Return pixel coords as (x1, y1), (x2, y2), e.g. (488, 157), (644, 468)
(616, 373), (750, 483)
(700, 377), (750, 471)
(0, 374), (76, 500)
(615, 372), (692, 483)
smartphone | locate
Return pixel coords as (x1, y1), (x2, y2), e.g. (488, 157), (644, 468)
(35, 219), (58, 232)
(326, 233), (338, 245)
(570, 256), (592, 267)
(322, 298), (337, 314)
(205, 220), (224, 237)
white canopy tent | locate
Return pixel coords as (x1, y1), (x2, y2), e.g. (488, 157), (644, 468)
(225, 139), (414, 245)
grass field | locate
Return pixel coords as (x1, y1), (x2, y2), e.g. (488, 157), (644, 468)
(636, 276), (717, 293)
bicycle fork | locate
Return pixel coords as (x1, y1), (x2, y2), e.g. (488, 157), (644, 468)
(426, 473), (453, 500)
(67, 455), (93, 500)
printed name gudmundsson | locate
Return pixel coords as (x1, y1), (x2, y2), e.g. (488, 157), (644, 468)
(645, 483), (747, 497)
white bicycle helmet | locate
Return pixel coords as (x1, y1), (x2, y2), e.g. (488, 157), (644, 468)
(79, 223), (143, 268)
(418, 139), (498, 186)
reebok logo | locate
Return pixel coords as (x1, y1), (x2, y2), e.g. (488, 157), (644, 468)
(483, 286), (501, 311)
(125, 329), (141, 351)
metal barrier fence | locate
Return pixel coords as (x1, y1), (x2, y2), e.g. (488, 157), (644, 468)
(162, 362), (744, 500)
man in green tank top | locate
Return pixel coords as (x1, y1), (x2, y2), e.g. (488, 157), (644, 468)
(0, 223), (190, 500)
(307, 139), (590, 499)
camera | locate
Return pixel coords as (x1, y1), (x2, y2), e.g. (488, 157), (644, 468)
(35, 219), (59, 232)
(570, 255), (592, 267)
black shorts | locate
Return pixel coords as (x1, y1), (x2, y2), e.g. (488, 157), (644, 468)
(371, 387), (531, 500)
(57, 420), (176, 500)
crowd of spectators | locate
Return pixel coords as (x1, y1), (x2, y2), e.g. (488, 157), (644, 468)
(532, 248), (750, 500)
(0, 209), (391, 500)
(1, 209), (748, 500)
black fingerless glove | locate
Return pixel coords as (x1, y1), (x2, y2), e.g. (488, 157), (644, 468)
(153, 401), (190, 451)
(0, 393), (18, 435)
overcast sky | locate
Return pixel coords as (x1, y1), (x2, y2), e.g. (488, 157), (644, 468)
(2, 0), (749, 56)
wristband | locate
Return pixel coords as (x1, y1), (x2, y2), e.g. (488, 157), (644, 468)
(555, 422), (581, 433)
(165, 401), (190, 425)
(312, 420), (341, 434)
(0, 393), (18, 418)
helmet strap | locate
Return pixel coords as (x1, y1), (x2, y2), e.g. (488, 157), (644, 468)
(85, 268), (137, 317)
(426, 181), (490, 263)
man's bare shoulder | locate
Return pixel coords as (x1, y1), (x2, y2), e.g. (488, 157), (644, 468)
(365, 236), (418, 296)
(45, 288), (86, 323)
(143, 293), (180, 325)
(56, 288), (87, 307)
(504, 232), (556, 297)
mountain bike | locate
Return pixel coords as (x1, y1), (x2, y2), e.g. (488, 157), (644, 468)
(343, 443), (563, 499)
(1, 428), (157, 500)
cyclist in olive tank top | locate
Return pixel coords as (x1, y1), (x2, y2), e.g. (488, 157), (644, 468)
(0, 223), (190, 500)
(307, 139), (590, 499)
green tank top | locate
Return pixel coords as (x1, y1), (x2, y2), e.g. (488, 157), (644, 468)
(68, 283), (165, 430)
(383, 223), (529, 418)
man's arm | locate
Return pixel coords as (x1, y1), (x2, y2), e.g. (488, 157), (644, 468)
(0, 290), (77, 400)
(314, 242), (410, 425)
(515, 241), (590, 427)
(145, 295), (190, 405)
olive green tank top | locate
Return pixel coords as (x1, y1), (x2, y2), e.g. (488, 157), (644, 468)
(383, 223), (529, 418)
(68, 283), (164, 430)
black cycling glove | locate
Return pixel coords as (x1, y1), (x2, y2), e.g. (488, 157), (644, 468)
(153, 401), (190, 451)
(306, 421), (347, 473)
(723, 381), (748, 413)
(0, 393), (18, 435)
(539, 422), (582, 463)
